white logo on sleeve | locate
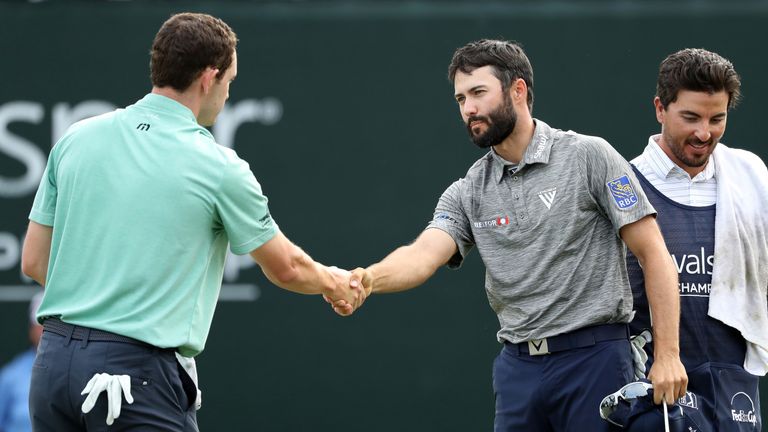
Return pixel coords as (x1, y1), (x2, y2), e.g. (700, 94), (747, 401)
(537, 188), (557, 210)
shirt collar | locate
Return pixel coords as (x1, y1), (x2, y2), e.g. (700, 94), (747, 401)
(646, 134), (716, 181)
(491, 119), (554, 183)
(136, 93), (198, 123)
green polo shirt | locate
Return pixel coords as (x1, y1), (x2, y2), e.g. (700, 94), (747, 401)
(30, 93), (277, 357)
(428, 119), (655, 344)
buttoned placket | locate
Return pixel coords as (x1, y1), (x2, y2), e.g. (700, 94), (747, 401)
(503, 167), (530, 230)
(689, 171), (710, 206)
(670, 166), (711, 206)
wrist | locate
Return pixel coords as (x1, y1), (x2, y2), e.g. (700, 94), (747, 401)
(652, 344), (680, 359)
(318, 264), (337, 297)
(365, 265), (379, 294)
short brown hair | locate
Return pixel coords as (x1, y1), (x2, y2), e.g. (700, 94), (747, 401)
(657, 48), (741, 110)
(150, 13), (238, 91)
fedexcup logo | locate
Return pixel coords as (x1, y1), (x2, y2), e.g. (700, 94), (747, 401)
(730, 392), (757, 426)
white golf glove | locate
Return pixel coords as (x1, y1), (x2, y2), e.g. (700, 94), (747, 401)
(81, 373), (134, 425)
(629, 330), (652, 380)
(175, 353), (202, 410)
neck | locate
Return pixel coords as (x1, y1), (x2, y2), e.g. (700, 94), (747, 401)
(152, 86), (201, 120)
(492, 113), (535, 163)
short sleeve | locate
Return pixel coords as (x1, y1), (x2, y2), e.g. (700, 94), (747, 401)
(426, 179), (474, 268)
(29, 150), (58, 227)
(582, 138), (655, 232)
(216, 155), (278, 255)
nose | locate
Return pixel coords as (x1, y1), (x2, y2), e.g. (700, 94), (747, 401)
(694, 124), (712, 142)
(462, 99), (478, 118)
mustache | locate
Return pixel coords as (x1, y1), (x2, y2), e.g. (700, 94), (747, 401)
(466, 115), (489, 126)
(686, 137), (713, 146)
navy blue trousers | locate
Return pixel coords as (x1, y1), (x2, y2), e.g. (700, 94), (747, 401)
(493, 338), (632, 432)
(29, 329), (198, 431)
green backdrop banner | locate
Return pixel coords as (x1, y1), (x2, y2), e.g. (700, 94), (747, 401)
(1, 2), (766, 431)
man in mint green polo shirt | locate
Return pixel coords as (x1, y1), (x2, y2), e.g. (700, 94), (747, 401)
(21, 13), (368, 432)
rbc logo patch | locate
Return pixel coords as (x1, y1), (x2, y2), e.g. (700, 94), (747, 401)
(606, 175), (638, 209)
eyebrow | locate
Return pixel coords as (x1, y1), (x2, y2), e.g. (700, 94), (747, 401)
(454, 85), (487, 99)
(679, 110), (726, 118)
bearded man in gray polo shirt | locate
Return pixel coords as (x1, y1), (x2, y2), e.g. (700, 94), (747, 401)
(329, 39), (688, 431)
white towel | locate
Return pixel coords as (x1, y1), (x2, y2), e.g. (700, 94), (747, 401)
(709, 144), (768, 376)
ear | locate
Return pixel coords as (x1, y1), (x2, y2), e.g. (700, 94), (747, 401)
(508, 78), (526, 101)
(508, 78), (529, 112)
(653, 96), (665, 124)
(200, 67), (220, 95)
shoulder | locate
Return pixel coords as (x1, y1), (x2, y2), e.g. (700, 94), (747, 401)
(212, 143), (247, 168)
(572, 133), (626, 168)
(562, 130), (612, 153)
(436, 153), (494, 200)
(59, 110), (120, 139)
(46, 111), (121, 159)
(538, 125), (610, 157)
(464, 151), (494, 179)
(451, 152), (495, 192)
(210, 145), (262, 194)
(549, 129), (618, 171)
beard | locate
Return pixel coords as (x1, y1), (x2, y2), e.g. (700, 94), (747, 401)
(665, 132), (717, 169)
(466, 95), (517, 149)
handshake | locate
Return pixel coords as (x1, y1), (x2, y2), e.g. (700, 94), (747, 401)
(322, 266), (373, 316)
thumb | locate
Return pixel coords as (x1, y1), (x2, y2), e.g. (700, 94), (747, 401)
(350, 267), (372, 292)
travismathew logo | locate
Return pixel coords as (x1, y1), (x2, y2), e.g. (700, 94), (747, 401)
(538, 188), (556, 210)
(473, 216), (510, 229)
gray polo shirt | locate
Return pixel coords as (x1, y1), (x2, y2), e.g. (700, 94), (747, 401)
(428, 119), (654, 344)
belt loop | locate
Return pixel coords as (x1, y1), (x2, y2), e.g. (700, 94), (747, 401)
(80, 327), (91, 349)
(64, 324), (75, 347)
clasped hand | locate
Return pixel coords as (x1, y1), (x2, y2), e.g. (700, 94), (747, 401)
(322, 266), (371, 316)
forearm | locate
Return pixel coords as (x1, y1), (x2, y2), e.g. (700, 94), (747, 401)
(642, 253), (680, 358)
(22, 259), (48, 287)
(251, 232), (339, 296)
(21, 221), (52, 287)
(622, 216), (687, 402)
(368, 244), (442, 294)
(263, 246), (334, 296)
(27, 267), (47, 287)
